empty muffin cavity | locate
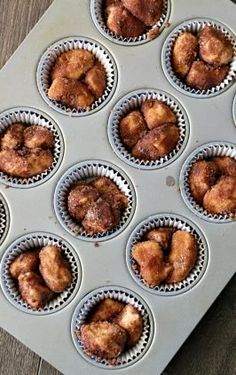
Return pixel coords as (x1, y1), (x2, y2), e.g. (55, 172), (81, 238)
(54, 161), (136, 241)
(71, 286), (154, 368)
(0, 194), (10, 246)
(91, 0), (170, 45)
(37, 37), (117, 116)
(0, 108), (64, 188)
(180, 142), (236, 223)
(0, 233), (81, 315)
(108, 89), (189, 169)
(162, 18), (236, 97)
(126, 214), (208, 295)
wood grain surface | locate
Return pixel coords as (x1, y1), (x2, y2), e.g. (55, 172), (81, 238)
(0, 1), (235, 374)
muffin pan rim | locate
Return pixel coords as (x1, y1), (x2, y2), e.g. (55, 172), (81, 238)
(0, 193), (10, 247)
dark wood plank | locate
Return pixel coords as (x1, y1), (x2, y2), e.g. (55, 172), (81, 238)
(0, 327), (40, 375)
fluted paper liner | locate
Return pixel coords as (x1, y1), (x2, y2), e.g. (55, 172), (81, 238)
(126, 214), (208, 295)
(71, 286), (154, 368)
(0, 232), (81, 315)
(90, 0), (171, 46)
(37, 37), (117, 116)
(180, 142), (236, 223)
(108, 89), (189, 169)
(162, 18), (236, 98)
(54, 160), (136, 241)
(0, 107), (64, 188)
(0, 194), (10, 246)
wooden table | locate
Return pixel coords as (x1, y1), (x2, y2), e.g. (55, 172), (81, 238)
(0, 1), (235, 374)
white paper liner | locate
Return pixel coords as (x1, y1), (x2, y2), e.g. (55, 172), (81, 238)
(71, 286), (154, 368)
(0, 194), (10, 246)
(0, 107), (64, 188)
(54, 160), (136, 241)
(90, 0), (171, 46)
(233, 94), (236, 127)
(180, 142), (236, 223)
(0, 232), (81, 315)
(107, 89), (189, 169)
(162, 18), (236, 98)
(37, 37), (118, 116)
(126, 214), (208, 295)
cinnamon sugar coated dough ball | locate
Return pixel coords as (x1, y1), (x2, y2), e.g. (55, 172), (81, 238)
(166, 231), (197, 283)
(105, 1), (146, 38)
(203, 176), (236, 214)
(146, 228), (175, 251)
(48, 77), (95, 110)
(82, 198), (117, 234)
(9, 250), (39, 279)
(186, 60), (229, 90)
(189, 160), (218, 204)
(132, 240), (173, 286)
(18, 271), (53, 309)
(39, 246), (72, 293)
(141, 100), (177, 130)
(84, 62), (107, 98)
(0, 123), (24, 150)
(172, 32), (198, 77)
(79, 322), (127, 359)
(132, 123), (179, 160)
(68, 184), (99, 222)
(121, 0), (163, 26)
(213, 157), (236, 177)
(115, 304), (143, 346)
(90, 298), (125, 322)
(24, 126), (54, 149)
(199, 26), (234, 66)
(119, 111), (147, 148)
(51, 49), (95, 81)
(91, 176), (128, 211)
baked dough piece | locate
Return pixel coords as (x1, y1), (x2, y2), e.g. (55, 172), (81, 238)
(213, 157), (236, 177)
(1, 123), (24, 150)
(119, 111), (147, 148)
(121, 0), (163, 26)
(68, 184), (99, 222)
(84, 62), (107, 99)
(189, 160), (218, 204)
(186, 60), (229, 90)
(9, 251), (39, 279)
(90, 298), (125, 322)
(172, 32), (198, 77)
(115, 304), (143, 346)
(203, 176), (236, 214)
(146, 228), (175, 251)
(141, 100), (177, 130)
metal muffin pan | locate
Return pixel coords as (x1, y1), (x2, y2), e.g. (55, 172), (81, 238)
(0, 0), (235, 374)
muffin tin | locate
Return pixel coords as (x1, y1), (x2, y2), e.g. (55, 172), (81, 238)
(0, 0), (235, 374)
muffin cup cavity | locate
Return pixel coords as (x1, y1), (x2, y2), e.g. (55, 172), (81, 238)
(180, 142), (236, 223)
(0, 232), (82, 315)
(0, 107), (64, 188)
(90, 0), (171, 46)
(54, 160), (136, 241)
(71, 286), (154, 368)
(107, 89), (189, 169)
(126, 214), (208, 295)
(37, 37), (118, 116)
(162, 18), (236, 98)
(0, 194), (10, 246)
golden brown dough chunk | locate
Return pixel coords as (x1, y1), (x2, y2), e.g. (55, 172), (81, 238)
(84, 62), (107, 99)
(189, 160), (218, 204)
(172, 32), (198, 77)
(115, 304), (143, 346)
(132, 240), (173, 286)
(82, 198), (116, 234)
(68, 184), (99, 222)
(24, 126), (54, 149)
(106, 2), (146, 38)
(80, 322), (127, 359)
(166, 231), (197, 283)
(18, 271), (53, 309)
(122, 0), (163, 26)
(132, 123), (179, 160)
(51, 49), (95, 81)
(90, 298), (125, 322)
(1, 123), (24, 150)
(213, 157), (236, 177)
(199, 26), (234, 66)
(39, 246), (72, 293)
(146, 228), (175, 251)
(25, 148), (53, 176)
(119, 111), (147, 148)
(91, 177), (128, 210)
(186, 60), (229, 90)
(203, 176), (236, 214)
(48, 77), (95, 110)
(9, 251), (39, 279)
(141, 100), (177, 130)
